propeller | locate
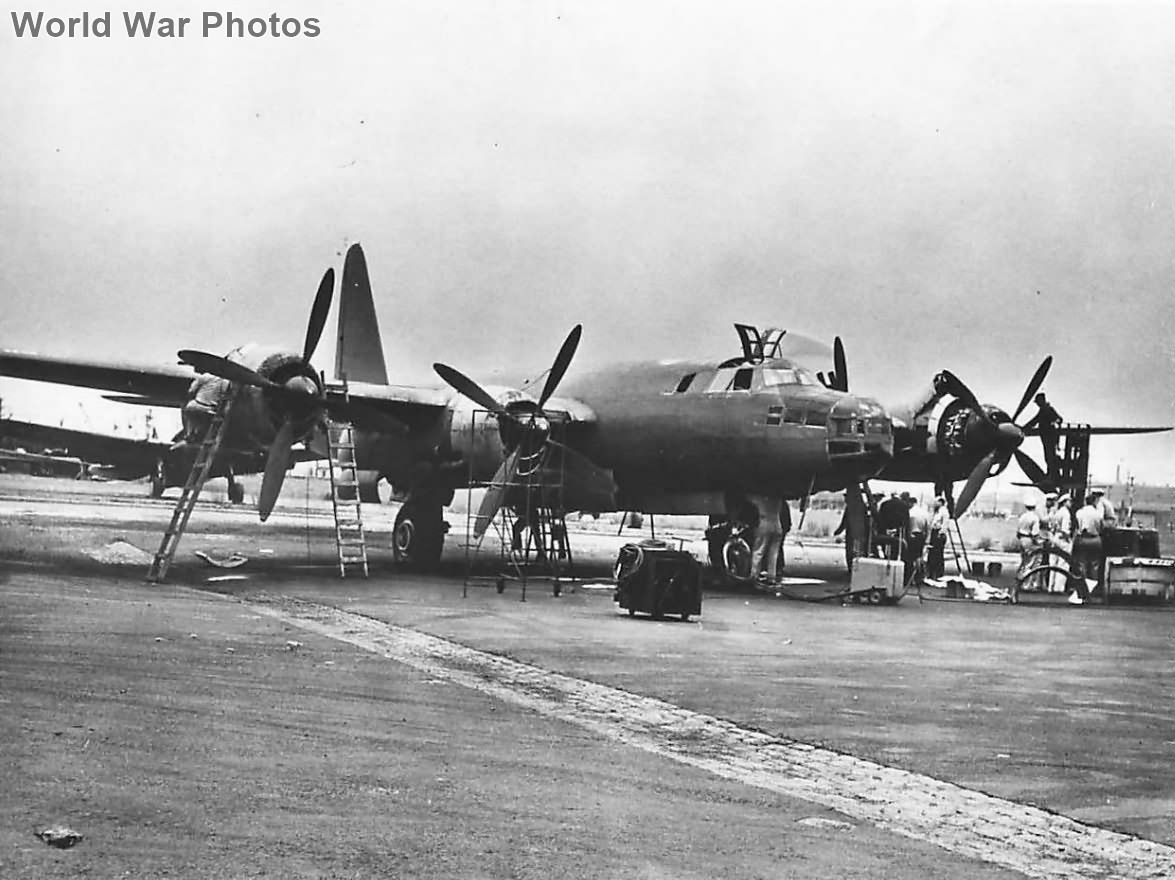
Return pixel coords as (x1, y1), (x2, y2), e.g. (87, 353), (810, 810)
(949, 357), (1053, 517)
(817, 336), (849, 392)
(178, 268), (338, 521)
(434, 325), (583, 539)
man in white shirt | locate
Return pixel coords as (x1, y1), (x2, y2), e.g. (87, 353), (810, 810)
(1072, 493), (1105, 599)
(1015, 500), (1043, 602)
(904, 494), (931, 583)
(927, 496), (950, 580)
(1090, 488), (1117, 527)
(1046, 494), (1073, 593)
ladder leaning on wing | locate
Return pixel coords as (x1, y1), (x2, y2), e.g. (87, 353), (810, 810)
(326, 419), (368, 578)
(147, 387), (237, 583)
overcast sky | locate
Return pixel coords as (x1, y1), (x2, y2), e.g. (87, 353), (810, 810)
(2, 1), (1173, 486)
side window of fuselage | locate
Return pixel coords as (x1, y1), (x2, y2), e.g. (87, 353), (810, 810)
(731, 368), (753, 391)
(674, 373), (696, 393)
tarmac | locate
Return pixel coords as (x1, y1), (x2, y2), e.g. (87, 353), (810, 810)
(2, 473), (1175, 878)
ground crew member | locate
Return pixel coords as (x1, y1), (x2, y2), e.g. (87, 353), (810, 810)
(748, 494), (784, 588)
(778, 499), (792, 575)
(1090, 487), (1118, 527)
(927, 496), (949, 580)
(1039, 493), (1056, 590)
(875, 492), (909, 560)
(1047, 493), (1073, 594)
(1072, 492), (1105, 601)
(905, 493), (930, 584)
(1015, 499), (1043, 603)
(1023, 393), (1063, 480)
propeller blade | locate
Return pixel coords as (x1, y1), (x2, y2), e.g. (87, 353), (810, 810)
(1014, 448), (1049, 485)
(537, 325), (583, 409)
(302, 268), (336, 362)
(178, 350), (277, 389)
(938, 370), (986, 419)
(258, 419), (296, 522)
(472, 449), (520, 539)
(954, 450), (998, 518)
(1011, 356), (1053, 423)
(433, 363), (508, 417)
(831, 336), (848, 392)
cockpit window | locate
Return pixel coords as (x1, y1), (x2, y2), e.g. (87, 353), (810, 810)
(762, 368), (796, 387)
(731, 368), (753, 391)
(674, 373), (696, 393)
(761, 364), (818, 387)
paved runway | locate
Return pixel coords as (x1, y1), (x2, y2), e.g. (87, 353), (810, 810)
(3, 474), (1174, 878)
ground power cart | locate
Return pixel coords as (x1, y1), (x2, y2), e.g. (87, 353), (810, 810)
(613, 542), (703, 621)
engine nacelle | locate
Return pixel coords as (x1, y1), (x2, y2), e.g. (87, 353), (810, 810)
(445, 394), (509, 483)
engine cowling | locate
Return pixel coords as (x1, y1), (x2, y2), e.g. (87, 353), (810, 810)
(445, 393), (510, 483)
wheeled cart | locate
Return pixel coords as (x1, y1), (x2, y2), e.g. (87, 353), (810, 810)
(613, 542), (703, 620)
(848, 556), (905, 605)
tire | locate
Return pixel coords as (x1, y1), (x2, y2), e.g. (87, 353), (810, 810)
(393, 504), (445, 568)
(723, 536), (753, 583)
(227, 481), (245, 505)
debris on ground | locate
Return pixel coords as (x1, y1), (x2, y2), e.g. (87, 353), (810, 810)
(194, 550), (248, 568)
(925, 577), (1010, 603)
(83, 541), (152, 565)
(285, 640), (304, 651)
(796, 816), (854, 831)
(35, 826), (83, 848)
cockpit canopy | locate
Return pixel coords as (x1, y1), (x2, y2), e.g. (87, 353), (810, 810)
(670, 359), (821, 395)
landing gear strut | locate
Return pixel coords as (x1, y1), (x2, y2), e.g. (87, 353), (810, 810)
(393, 495), (449, 568)
(227, 472), (245, 505)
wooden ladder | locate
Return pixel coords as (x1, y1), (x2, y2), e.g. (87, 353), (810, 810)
(147, 389), (236, 583)
(327, 419), (368, 578)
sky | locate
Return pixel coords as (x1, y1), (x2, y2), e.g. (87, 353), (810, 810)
(2, 1), (1173, 487)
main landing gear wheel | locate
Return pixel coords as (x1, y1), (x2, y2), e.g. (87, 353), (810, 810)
(393, 504), (446, 568)
(227, 480), (245, 505)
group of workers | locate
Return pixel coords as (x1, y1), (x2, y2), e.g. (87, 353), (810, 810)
(1016, 487), (1116, 603)
(873, 491), (951, 583)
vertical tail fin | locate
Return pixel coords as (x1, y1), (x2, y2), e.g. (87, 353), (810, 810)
(334, 243), (389, 384)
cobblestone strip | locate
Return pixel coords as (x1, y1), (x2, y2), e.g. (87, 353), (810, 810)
(255, 598), (1175, 880)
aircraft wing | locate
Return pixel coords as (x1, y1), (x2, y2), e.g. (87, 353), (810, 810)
(0, 350), (193, 406)
(332, 383), (598, 426)
(1022, 425), (1173, 436)
(1, 418), (320, 480)
(1, 418), (172, 477)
